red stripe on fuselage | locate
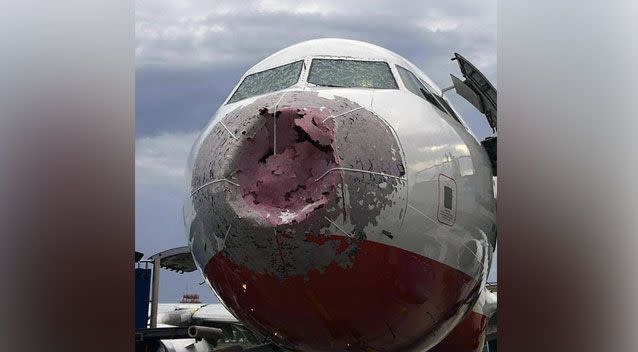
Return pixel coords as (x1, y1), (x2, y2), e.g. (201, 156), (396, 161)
(205, 235), (477, 352)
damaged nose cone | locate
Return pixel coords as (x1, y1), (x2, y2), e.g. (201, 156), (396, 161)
(189, 90), (407, 242)
(188, 90), (410, 351)
(235, 105), (341, 226)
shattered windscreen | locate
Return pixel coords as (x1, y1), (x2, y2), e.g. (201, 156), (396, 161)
(307, 59), (398, 89)
(228, 60), (304, 104)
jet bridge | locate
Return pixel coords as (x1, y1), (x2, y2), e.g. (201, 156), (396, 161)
(135, 248), (281, 352)
(138, 247), (197, 329)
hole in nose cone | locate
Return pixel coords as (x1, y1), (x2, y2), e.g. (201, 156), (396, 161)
(235, 106), (341, 226)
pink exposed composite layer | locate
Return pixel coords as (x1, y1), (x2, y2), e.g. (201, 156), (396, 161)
(235, 107), (341, 226)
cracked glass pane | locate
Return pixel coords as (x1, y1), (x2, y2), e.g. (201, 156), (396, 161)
(308, 59), (398, 89)
(228, 60), (304, 104)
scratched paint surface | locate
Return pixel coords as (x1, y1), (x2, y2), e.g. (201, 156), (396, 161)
(188, 91), (407, 279)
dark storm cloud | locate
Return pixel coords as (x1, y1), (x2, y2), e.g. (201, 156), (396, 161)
(136, 0), (496, 137)
(136, 65), (247, 136)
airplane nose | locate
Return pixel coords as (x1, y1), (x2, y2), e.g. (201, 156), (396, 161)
(188, 90), (433, 351)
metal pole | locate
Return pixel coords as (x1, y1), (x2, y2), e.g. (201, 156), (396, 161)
(150, 257), (160, 328)
(441, 85), (455, 94)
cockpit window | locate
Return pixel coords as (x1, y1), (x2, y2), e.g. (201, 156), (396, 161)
(396, 65), (449, 114)
(227, 60), (304, 104)
(307, 59), (398, 89)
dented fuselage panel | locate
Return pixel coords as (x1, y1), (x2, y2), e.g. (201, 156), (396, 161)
(188, 91), (407, 277)
(183, 39), (496, 352)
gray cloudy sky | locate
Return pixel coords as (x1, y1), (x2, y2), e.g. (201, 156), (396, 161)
(135, 0), (497, 303)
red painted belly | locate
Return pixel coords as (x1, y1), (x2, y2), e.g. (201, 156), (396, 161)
(429, 310), (489, 352)
(205, 236), (477, 352)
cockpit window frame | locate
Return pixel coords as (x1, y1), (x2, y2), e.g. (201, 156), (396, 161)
(432, 92), (464, 126)
(225, 59), (305, 105)
(307, 58), (399, 90)
(396, 64), (465, 126)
